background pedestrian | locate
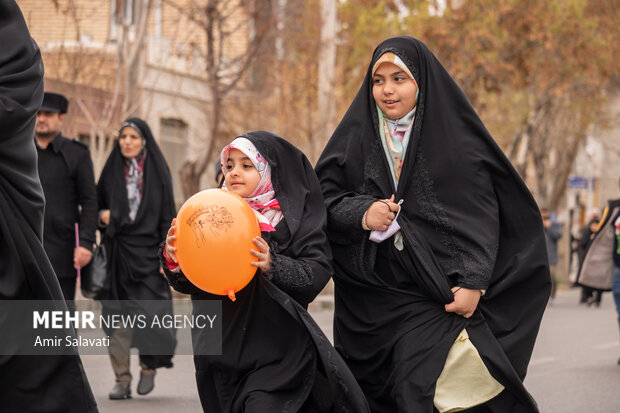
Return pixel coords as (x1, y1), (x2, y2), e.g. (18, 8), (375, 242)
(35, 91), (98, 303)
(97, 118), (177, 400)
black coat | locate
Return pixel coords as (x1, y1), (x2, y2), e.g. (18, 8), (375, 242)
(37, 132), (97, 279)
(315, 36), (550, 412)
(97, 117), (177, 369)
(162, 131), (370, 413)
(0, 1), (98, 411)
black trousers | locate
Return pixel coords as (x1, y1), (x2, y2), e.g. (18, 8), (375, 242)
(58, 277), (77, 310)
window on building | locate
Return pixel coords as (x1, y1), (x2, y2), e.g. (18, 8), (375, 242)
(78, 133), (91, 146)
(76, 133), (113, 150)
(160, 118), (188, 208)
(109, 0), (136, 43)
(124, 0), (136, 25)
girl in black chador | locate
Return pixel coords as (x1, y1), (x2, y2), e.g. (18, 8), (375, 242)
(98, 118), (177, 399)
(315, 36), (551, 412)
(161, 131), (370, 413)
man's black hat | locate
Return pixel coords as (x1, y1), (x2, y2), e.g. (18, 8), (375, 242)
(40, 92), (69, 114)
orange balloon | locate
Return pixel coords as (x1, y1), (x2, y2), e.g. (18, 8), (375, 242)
(175, 189), (260, 301)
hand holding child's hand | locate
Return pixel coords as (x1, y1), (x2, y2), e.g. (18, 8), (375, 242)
(251, 236), (271, 272)
(444, 287), (482, 319)
(365, 194), (399, 231)
(165, 218), (180, 273)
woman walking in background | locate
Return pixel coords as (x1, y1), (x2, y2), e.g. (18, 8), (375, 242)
(98, 118), (177, 400)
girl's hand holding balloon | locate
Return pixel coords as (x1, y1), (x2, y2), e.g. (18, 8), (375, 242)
(251, 236), (271, 272)
(165, 218), (180, 273)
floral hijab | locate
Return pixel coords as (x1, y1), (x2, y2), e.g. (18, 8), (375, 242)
(220, 137), (283, 232)
(120, 121), (147, 222)
(373, 51), (418, 185)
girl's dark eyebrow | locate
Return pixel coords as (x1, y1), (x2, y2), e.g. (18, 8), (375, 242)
(373, 70), (406, 78)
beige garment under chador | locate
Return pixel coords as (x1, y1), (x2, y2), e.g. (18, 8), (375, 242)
(434, 329), (504, 413)
(109, 325), (148, 385)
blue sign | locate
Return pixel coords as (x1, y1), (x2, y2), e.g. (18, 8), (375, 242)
(568, 176), (595, 190)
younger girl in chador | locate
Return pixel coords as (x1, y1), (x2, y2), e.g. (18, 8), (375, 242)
(161, 131), (369, 413)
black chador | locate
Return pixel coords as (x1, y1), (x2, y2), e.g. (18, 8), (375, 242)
(315, 36), (550, 412)
(97, 117), (177, 369)
(162, 131), (370, 412)
(0, 1), (98, 411)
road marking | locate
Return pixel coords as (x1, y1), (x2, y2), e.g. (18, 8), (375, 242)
(529, 356), (557, 366)
(592, 342), (618, 350)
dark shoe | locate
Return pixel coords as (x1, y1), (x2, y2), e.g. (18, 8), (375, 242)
(617, 357), (620, 366)
(109, 383), (131, 400)
(137, 369), (156, 395)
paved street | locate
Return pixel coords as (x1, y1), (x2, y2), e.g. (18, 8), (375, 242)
(81, 288), (620, 412)
(525, 288), (620, 412)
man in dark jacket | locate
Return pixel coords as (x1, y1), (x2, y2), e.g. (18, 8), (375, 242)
(35, 92), (98, 301)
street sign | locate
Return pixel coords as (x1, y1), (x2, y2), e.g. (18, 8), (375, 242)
(568, 176), (595, 190)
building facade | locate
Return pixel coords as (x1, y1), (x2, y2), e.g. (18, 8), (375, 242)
(20, 0), (260, 207)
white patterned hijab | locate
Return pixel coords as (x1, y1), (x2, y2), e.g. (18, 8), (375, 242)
(220, 137), (283, 232)
(373, 52), (418, 184)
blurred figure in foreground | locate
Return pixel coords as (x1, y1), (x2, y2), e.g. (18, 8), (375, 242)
(0, 1), (98, 411)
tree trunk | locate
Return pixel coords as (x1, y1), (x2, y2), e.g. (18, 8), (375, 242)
(180, 160), (202, 198)
(122, 0), (153, 116)
(179, 0), (219, 198)
(314, 0), (337, 163)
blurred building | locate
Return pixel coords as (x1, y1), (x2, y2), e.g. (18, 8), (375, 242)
(560, 91), (620, 283)
(568, 92), (620, 224)
(19, 0), (266, 208)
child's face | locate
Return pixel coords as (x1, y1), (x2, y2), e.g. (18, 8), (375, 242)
(372, 62), (418, 120)
(224, 149), (261, 198)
